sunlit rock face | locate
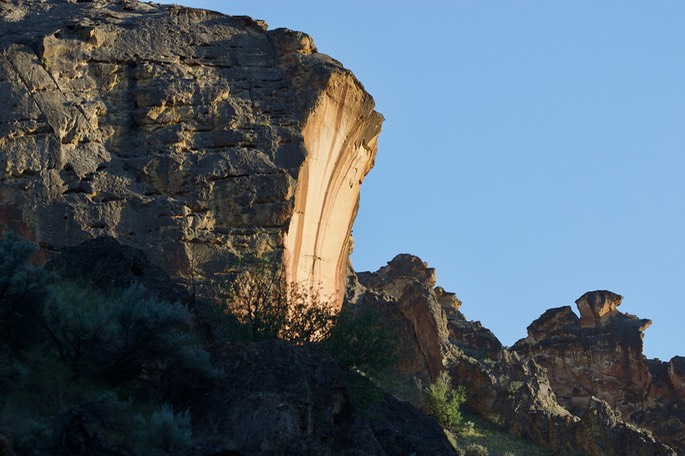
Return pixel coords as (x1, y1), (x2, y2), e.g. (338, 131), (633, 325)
(0, 0), (382, 306)
(284, 69), (381, 305)
(513, 290), (685, 452)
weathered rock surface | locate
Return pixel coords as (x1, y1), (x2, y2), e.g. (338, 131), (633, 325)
(356, 257), (677, 455)
(195, 339), (385, 456)
(0, 0), (382, 307)
(46, 236), (192, 305)
(437, 286), (503, 360)
(576, 396), (673, 456)
(366, 392), (458, 456)
(349, 254), (451, 382)
(513, 290), (684, 452)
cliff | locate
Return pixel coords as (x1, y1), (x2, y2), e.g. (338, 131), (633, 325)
(0, 0), (382, 306)
(2, 2), (683, 455)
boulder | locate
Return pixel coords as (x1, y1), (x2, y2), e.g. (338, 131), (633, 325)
(576, 290), (623, 327)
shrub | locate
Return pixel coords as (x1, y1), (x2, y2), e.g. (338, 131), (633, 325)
(321, 307), (398, 375)
(0, 228), (52, 351)
(42, 282), (218, 392)
(464, 443), (490, 456)
(0, 230), (215, 454)
(222, 265), (336, 344)
(135, 403), (192, 455)
(222, 264), (288, 340)
(426, 371), (466, 430)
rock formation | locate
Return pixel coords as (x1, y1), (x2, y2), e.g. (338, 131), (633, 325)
(353, 256), (676, 455)
(348, 254), (452, 382)
(0, 0), (382, 307)
(513, 290), (685, 452)
(2, 1), (683, 454)
(195, 339), (386, 455)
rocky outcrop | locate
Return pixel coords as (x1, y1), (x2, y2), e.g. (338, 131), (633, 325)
(366, 392), (458, 456)
(576, 396), (673, 456)
(195, 339), (385, 455)
(355, 257), (677, 455)
(513, 300), (652, 415)
(437, 286), (502, 360)
(0, 0), (382, 307)
(513, 290), (685, 452)
(349, 254), (451, 382)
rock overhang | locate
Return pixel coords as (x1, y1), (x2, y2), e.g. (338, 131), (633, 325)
(0, 0), (383, 308)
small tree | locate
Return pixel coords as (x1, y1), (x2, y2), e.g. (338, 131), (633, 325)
(426, 371), (467, 430)
(222, 265), (336, 344)
(222, 264), (288, 340)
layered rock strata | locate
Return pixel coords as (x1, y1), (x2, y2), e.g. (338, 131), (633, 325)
(0, 0), (382, 306)
(513, 290), (685, 452)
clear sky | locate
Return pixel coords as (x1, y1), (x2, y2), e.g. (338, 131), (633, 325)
(157, 1), (684, 361)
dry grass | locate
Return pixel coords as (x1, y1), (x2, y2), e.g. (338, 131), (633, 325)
(456, 411), (553, 456)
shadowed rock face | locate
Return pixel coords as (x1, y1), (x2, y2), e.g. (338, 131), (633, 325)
(0, 0), (382, 306)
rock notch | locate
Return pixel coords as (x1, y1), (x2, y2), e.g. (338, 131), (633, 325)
(0, 0), (382, 306)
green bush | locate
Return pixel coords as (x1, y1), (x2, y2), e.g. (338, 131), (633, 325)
(0, 229), (52, 352)
(0, 230), (216, 454)
(43, 282), (218, 393)
(426, 371), (466, 430)
(464, 443), (490, 456)
(321, 307), (398, 375)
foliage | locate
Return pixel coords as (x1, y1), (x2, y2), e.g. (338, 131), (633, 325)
(0, 229), (215, 455)
(222, 264), (288, 340)
(134, 403), (193, 455)
(0, 229), (52, 352)
(222, 264), (336, 344)
(321, 307), (398, 375)
(43, 281), (218, 392)
(426, 371), (467, 430)
(464, 443), (490, 456)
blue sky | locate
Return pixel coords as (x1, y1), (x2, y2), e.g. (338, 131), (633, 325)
(158, 1), (684, 361)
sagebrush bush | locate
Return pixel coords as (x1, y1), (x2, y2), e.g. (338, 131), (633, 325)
(44, 282), (218, 391)
(135, 403), (192, 455)
(427, 371), (467, 430)
(0, 229), (215, 454)
(0, 229), (52, 352)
